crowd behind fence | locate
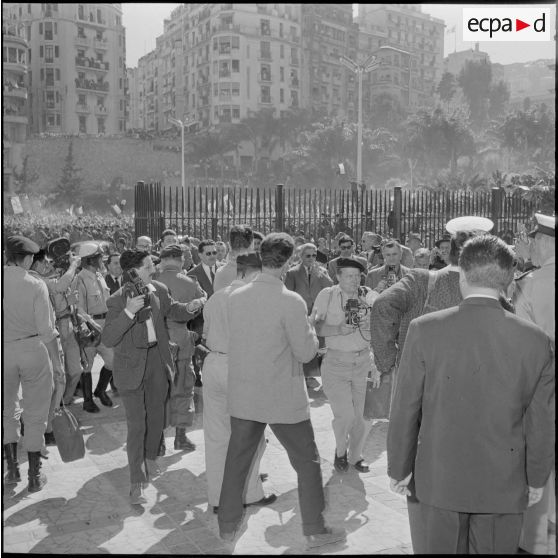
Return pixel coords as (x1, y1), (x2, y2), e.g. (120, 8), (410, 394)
(135, 182), (534, 247)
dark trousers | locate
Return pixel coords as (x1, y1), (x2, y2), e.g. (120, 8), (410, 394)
(119, 347), (169, 484)
(415, 500), (523, 554)
(218, 417), (326, 537)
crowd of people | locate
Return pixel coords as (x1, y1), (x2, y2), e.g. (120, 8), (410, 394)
(3, 210), (555, 553)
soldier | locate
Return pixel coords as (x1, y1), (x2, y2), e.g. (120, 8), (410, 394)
(156, 244), (207, 453)
(514, 213), (556, 555)
(73, 242), (114, 412)
(4, 236), (64, 492)
(29, 238), (82, 442)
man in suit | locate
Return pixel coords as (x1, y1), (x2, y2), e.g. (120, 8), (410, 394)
(104, 254), (123, 295)
(187, 239), (222, 299)
(157, 244), (207, 453)
(365, 240), (410, 292)
(284, 243), (333, 390)
(327, 235), (367, 285)
(387, 235), (555, 554)
(102, 249), (204, 504)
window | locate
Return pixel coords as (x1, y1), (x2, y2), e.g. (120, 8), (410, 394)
(260, 63), (271, 81)
(44, 21), (54, 40)
(232, 36), (239, 49)
(219, 61), (230, 78)
(78, 94), (86, 105)
(55, 68), (60, 80)
(231, 60), (239, 72)
(97, 8), (102, 23)
(280, 88), (284, 103)
(97, 118), (105, 133)
(280, 67), (284, 81)
(290, 90), (298, 107)
(79, 115), (87, 133)
(119, 119), (124, 131)
(260, 19), (270, 36)
(40, 45), (43, 57)
(291, 47), (298, 65)
(232, 107), (240, 119)
(45, 45), (53, 62)
(231, 83), (240, 96)
(46, 90), (55, 108)
(77, 26), (85, 38)
(55, 45), (59, 57)
(280, 44), (284, 58)
(260, 85), (271, 103)
(39, 22), (43, 34)
(56, 113), (61, 125)
(279, 22), (283, 37)
(47, 113), (56, 126)
(45, 68), (54, 85)
(78, 4), (84, 19)
(260, 41), (271, 59)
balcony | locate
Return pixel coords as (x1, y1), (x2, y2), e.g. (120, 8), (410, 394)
(75, 78), (109, 93)
(3, 61), (27, 74)
(93, 37), (108, 50)
(75, 34), (89, 47)
(76, 103), (91, 113)
(290, 78), (299, 88)
(259, 96), (272, 104)
(214, 23), (240, 34)
(3, 107), (27, 124)
(259, 52), (272, 61)
(290, 58), (299, 67)
(75, 57), (109, 72)
(4, 83), (27, 99)
(95, 105), (108, 115)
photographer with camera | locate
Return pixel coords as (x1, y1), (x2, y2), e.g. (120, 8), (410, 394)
(101, 249), (203, 505)
(311, 258), (379, 475)
(29, 239), (81, 444)
(365, 240), (411, 293)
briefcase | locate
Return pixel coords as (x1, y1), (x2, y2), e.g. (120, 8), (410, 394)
(51, 405), (85, 463)
(363, 373), (392, 420)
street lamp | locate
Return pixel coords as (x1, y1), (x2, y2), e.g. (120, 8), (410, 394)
(339, 54), (380, 186)
(168, 115), (185, 204)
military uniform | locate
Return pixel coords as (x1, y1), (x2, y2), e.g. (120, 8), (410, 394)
(514, 213), (556, 555)
(157, 255), (205, 450)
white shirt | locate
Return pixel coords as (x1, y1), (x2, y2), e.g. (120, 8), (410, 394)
(202, 262), (216, 284)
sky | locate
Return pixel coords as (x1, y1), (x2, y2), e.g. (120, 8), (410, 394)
(122, 3), (556, 69)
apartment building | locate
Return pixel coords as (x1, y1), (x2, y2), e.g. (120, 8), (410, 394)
(3, 3), (127, 135)
(444, 43), (490, 76)
(3, 16), (29, 193)
(126, 66), (141, 130)
(503, 59), (555, 109)
(300, 4), (357, 120)
(356, 4), (445, 111)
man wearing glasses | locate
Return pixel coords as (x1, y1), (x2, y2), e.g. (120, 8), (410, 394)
(327, 235), (367, 285)
(188, 240), (223, 300)
(136, 236), (153, 254)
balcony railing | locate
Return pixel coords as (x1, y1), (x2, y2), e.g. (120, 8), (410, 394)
(259, 52), (272, 61)
(290, 58), (299, 66)
(4, 83), (27, 99)
(290, 78), (299, 88)
(75, 78), (109, 93)
(95, 105), (108, 114)
(76, 103), (91, 113)
(75, 57), (109, 71)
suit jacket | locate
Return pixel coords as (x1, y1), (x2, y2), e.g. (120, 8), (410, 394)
(284, 263), (333, 314)
(387, 297), (555, 514)
(327, 255), (368, 285)
(365, 264), (410, 290)
(187, 262), (222, 299)
(101, 280), (198, 390)
(104, 274), (122, 295)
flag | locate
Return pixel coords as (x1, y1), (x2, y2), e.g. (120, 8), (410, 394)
(446, 25), (456, 34)
(10, 196), (23, 215)
(112, 204), (122, 215)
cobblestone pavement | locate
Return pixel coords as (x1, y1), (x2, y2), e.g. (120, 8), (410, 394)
(2, 359), (410, 555)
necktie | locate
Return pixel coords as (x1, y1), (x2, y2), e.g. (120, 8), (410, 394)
(308, 268), (312, 285)
(210, 266), (215, 285)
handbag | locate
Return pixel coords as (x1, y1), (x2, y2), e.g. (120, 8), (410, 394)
(51, 405), (86, 463)
(363, 372), (392, 420)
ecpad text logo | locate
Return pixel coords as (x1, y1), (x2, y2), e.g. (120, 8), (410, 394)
(462, 7), (551, 41)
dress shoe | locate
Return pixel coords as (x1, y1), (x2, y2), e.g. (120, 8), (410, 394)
(94, 390), (113, 407)
(306, 527), (346, 549)
(44, 431), (56, 446)
(130, 482), (147, 505)
(244, 494), (277, 508)
(352, 459), (370, 473)
(174, 428), (196, 451)
(334, 451), (349, 473)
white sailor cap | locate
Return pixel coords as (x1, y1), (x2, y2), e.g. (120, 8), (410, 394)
(445, 216), (494, 235)
(72, 241), (103, 258)
(528, 213), (556, 238)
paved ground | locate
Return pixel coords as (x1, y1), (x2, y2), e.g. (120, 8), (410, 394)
(2, 359), (410, 555)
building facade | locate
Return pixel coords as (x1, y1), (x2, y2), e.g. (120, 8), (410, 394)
(4, 2), (127, 135)
(3, 15), (29, 193)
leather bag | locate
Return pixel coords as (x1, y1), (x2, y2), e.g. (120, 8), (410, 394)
(51, 405), (85, 463)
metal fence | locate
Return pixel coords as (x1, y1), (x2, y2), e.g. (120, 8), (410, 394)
(135, 181), (535, 248)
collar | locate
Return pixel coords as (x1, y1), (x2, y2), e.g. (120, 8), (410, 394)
(4, 265), (26, 275)
(464, 294), (499, 301)
(146, 283), (156, 293)
(461, 296), (502, 309)
(159, 263), (182, 272)
(202, 262), (214, 273)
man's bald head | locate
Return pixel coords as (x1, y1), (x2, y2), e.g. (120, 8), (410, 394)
(136, 236), (153, 252)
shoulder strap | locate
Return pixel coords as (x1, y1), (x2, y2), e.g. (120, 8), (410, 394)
(422, 270), (438, 314)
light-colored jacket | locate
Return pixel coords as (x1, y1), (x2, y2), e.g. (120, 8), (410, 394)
(227, 273), (318, 424)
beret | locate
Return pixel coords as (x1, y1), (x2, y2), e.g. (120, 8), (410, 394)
(6, 235), (40, 255)
(336, 257), (365, 273)
(159, 243), (184, 259)
(236, 252), (262, 268)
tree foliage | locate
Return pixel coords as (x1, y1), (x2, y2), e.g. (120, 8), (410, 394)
(458, 60), (492, 129)
(12, 155), (39, 194)
(437, 72), (457, 105)
(54, 141), (84, 205)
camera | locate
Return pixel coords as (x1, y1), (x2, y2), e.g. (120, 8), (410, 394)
(386, 265), (397, 287)
(122, 268), (152, 323)
(344, 298), (361, 326)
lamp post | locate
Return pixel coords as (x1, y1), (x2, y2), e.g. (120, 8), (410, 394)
(168, 116), (185, 204)
(339, 54), (380, 186)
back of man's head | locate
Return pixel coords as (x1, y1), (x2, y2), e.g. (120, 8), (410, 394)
(459, 235), (515, 291)
(449, 231), (477, 265)
(261, 233), (294, 269)
(229, 224), (253, 251)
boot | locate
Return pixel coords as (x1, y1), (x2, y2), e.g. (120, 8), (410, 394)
(93, 367), (113, 407)
(174, 427), (196, 451)
(4, 443), (21, 484)
(27, 451), (47, 493)
(157, 433), (166, 457)
(81, 372), (100, 413)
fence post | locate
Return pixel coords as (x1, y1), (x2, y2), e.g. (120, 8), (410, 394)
(393, 186), (402, 241)
(211, 217), (218, 240)
(275, 183), (284, 232)
(491, 187), (502, 236)
(134, 181), (145, 239)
